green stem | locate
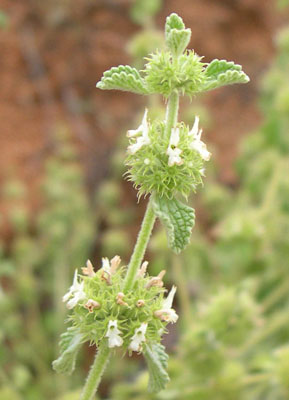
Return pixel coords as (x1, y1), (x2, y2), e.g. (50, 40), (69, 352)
(123, 198), (156, 291)
(80, 343), (111, 400)
(164, 90), (179, 139)
(124, 90), (180, 292)
(80, 87), (181, 397)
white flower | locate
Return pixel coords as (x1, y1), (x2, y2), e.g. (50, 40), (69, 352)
(101, 256), (121, 285)
(163, 285), (177, 309)
(154, 286), (179, 323)
(127, 109), (150, 154)
(62, 269), (86, 309)
(128, 323), (148, 352)
(188, 116), (211, 161)
(188, 115), (200, 137)
(167, 127), (183, 166)
(105, 320), (123, 348)
(167, 147), (183, 166)
(101, 257), (111, 274)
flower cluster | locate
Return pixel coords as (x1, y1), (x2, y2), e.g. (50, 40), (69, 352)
(62, 257), (178, 353)
(125, 110), (210, 199)
(145, 50), (205, 97)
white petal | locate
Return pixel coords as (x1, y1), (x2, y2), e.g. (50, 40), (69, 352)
(127, 127), (142, 138)
(102, 257), (111, 274)
(66, 296), (79, 309)
(63, 269), (79, 303)
(167, 309), (179, 323)
(108, 334), (123, 348)
(138, 322), (148, 335)
(169, 127), (180, 147)
(127, 137), (148, 155)
(127, 109), (148, 138)
(106, 320), (123, 348)
(163, 286), (177, 310)
(189, 116), (200, 137)
(167, 147), (183, 167)
(62, 291), (72, 303)
(129, 323), (147, 352)
(190, 140), (211, 161)
(129, 339), (141, 352)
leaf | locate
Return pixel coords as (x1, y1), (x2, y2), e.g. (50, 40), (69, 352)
(152, 195), (195, 254)
(166, 29), (191, 57)
(143, 342), (169, 393)
(165, 13), (191, 56)
(52, 327), (83, 375)
(203, 59), (250, 91)
(96, 65), (149, 94)
(165, 13), (185, 35)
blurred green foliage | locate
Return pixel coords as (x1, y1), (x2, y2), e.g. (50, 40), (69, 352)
(0, 128), (96, 399)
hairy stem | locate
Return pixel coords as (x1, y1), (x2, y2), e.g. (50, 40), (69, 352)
(80, 343), (111, 400)
(80, 88), (181, 397)
(123, 198), (156, 291)
(124, 90), (180, 291)
(164, 90), (179, 139)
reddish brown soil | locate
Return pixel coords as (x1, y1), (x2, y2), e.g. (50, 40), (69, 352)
(0, 0), (288, 231)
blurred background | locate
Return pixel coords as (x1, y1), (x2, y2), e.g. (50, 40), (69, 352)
(1, 1), (289, 399)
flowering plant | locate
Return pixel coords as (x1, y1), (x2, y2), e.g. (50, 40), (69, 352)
(53, 13), (249, 399)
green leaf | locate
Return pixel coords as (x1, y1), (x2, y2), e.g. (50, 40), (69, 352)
(165, 13), (185, 34)
(203, 59), (250, 91)
(165, 13), (191, 56)
(52, 327), (83, 375)
(152, 195), (195, 254)
(166, 29), (191, 57)
(143, 342), (170, 393)
(96, 65), (149, 94)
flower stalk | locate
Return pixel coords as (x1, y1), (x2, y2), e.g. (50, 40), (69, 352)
(123, 198), (156, 292)
(80, 342), (111, 400)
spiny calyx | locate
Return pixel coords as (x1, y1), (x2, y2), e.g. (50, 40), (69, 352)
(125, 111), (208, 199)
(54, 257), (178, 371)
